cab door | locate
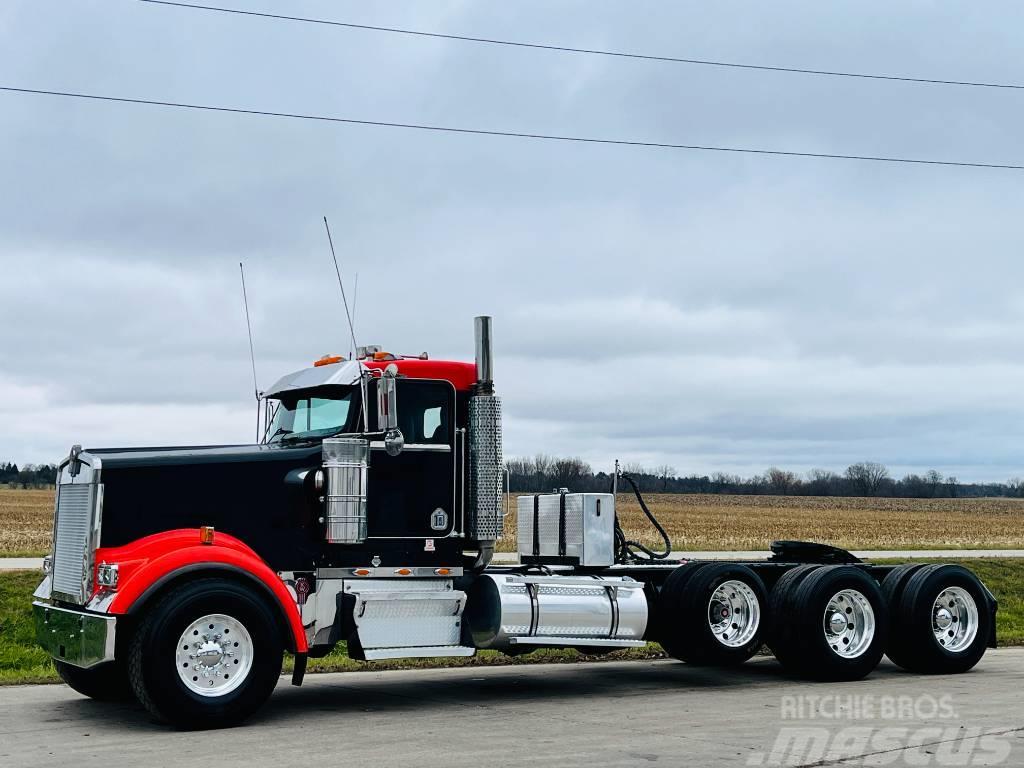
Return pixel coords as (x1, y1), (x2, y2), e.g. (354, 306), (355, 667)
(366, 378), (456, 539)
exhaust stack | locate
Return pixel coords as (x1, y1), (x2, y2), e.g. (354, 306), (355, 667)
(468, 315), (503, 547)
(474, 315), (494, 394)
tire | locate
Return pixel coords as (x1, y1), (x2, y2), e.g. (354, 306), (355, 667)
(777, 565), (888, 681)
(55, 659), (133, 702)
(879, 563), (928, 668)
(661, 563), (768, 666)
(128, 577), (284, 729)
(766, 564), (821, 673)
(654, 562), (707, 648)
(888, 564), (991, 674)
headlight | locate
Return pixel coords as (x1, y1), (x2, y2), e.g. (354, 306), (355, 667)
(96, 562), (119, 589)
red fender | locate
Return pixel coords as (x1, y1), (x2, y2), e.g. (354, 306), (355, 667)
(95, 529), (307, 653)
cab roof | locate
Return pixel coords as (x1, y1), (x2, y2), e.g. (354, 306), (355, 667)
(265, 358), (477, 398)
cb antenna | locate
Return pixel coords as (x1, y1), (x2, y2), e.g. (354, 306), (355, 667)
(323, 216), (359, 357)
(323, 217), (369, 431)
(239, 262), (261, 441)
(350, 272), (359, 360)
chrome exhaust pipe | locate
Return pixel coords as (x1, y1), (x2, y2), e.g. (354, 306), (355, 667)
(474, 315), (494, 394)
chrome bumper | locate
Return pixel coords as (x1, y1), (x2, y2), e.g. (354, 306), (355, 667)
(33, 601), (116, 669)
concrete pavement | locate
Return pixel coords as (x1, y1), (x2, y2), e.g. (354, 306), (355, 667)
(1, 650), (1022, 767)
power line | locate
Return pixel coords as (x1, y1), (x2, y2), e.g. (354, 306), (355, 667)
(2, 84), (1022, 170)
(136, 0), (1024, 92)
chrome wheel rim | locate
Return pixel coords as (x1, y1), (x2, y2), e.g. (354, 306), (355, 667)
(707, 579), (761, 648)
(175, 613), (253, 697)
(932, 586), (978, 653)
(823, 588), (875, 658)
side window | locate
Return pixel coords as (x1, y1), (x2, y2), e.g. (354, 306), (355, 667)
(423, 406), (442, 441)
(395, 380), (452, 444)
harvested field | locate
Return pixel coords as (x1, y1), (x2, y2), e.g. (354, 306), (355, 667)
(0, 489), (52, 557)
(3, 488), (1023, 556)
(499, 492), (1024, 553)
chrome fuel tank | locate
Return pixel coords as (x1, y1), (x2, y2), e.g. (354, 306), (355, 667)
(464, 573), (648, 651)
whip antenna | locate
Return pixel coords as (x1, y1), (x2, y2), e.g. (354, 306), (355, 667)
(323, 217), (369, 431)
(323, 216), (359, 356)
(350, 272), (359, 359)
(239, 262), (261, 440)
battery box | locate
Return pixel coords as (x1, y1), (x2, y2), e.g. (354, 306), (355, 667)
(516, 492), (615, 567)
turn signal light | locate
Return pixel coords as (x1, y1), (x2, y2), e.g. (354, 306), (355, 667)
(199, 526), (215, 545)
(314, 354), (345, 367)
(372, 351), (397, 361)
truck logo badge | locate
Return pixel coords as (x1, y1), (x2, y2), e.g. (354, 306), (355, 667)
(294, 577), (311, 606)
(430, 508), (448, 531)
(424, 539), (435, 552)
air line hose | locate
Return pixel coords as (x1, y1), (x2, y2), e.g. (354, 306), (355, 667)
(614, 474), (673, 563)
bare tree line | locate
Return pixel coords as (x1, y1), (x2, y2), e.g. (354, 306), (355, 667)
(507, 456), (1023, 499)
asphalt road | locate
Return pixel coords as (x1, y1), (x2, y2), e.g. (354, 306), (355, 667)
(2, 650), (1022, 767)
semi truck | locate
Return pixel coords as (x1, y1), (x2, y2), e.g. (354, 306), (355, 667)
(32, 316), (997, 729)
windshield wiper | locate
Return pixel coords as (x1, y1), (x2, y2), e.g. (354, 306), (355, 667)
(266, 427), (293, 442)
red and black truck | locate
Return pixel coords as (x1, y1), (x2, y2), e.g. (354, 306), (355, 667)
(33, 316), (997, 728)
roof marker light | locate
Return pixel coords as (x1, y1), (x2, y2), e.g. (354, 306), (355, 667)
(314, 354), (345, 367)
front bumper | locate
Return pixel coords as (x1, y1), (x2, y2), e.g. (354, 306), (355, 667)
(33, 601), (116, 669)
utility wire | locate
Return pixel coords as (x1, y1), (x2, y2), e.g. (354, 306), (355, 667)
(136, 0), (1024, 92)
(2, 84), (1022, 170)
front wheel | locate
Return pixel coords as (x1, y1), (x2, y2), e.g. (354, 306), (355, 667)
(128, 578), (284, 729)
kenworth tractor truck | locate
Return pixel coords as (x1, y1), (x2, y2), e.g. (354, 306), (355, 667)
(32, 316), (997, 728)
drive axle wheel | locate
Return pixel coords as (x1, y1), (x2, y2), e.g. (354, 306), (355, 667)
(661, 563), (768, 666)
(767, 564), (820, 672)
(886, 564), (990, 674)
(772, 565), (888, 681)
(129, 578), (283, 729)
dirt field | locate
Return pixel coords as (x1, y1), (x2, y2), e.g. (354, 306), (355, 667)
(500, 492), (1024, 553)
(0, 489), (52, 557)
(3, 487), (1023, 556)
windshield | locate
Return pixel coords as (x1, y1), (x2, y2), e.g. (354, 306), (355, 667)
(265, 388), (354, 443)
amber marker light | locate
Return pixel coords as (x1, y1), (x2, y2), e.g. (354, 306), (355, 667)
(434, 568), (451, 576)
(395, 568), (412, 576)
(352, 568), (371, 576)
(313, 354), (345, 367)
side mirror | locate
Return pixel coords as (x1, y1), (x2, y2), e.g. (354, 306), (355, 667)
(377, 365), (404, 456)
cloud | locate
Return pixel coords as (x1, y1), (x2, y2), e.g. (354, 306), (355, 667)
(1, 1), (1022, 482)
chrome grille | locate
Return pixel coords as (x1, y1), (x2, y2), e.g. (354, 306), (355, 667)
(52, 483), (97, 603)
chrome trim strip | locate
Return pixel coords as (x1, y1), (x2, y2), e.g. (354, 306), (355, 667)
(507, 636), (647, 648)
(361, 646), (475, 660)
(369, 442), (451, 452)
(317, 566), (463, 579)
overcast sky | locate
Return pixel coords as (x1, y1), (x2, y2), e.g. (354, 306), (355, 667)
(1, 1), (1023, 481)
